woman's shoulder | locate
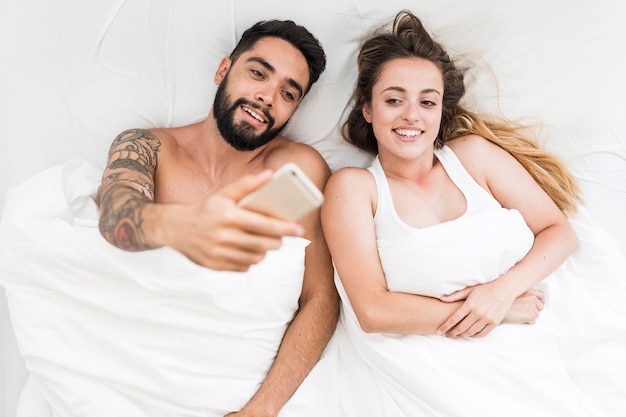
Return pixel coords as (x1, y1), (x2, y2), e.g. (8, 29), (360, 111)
(325, 165), (375, 195)
(446, 135), (510, 168)
(446, 134), (494, 154)
(331, 165), (373, 182)
(445, 135), (516, 189)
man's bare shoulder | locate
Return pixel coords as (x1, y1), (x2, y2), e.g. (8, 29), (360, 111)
(107, 128), (178, 159)
(264, 136), (331, 185)
(144, 127), (181, 149)
(265, 136), (324, 162)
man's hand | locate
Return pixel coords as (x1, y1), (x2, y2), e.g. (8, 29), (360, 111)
(163, 171), (305, 271)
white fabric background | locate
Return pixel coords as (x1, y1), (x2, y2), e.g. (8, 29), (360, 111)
(1, 1), (625, 415)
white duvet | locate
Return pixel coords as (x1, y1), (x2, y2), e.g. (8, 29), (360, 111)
(285, 205), (626, 417)
(0, 160), (309, 417)
(2, 159), (626, 416)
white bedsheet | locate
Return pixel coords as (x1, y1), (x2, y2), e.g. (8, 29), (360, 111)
(0, 160), (309, 417)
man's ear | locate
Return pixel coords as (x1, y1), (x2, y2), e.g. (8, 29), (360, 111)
(214, 56), (232, 84)
(362, 103), (372, 123)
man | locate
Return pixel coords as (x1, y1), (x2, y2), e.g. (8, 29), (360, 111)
(95, 19), (337, 417)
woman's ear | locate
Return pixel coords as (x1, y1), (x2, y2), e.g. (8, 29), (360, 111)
(362, 103), (372, 123)
(214, 56), (232, 84)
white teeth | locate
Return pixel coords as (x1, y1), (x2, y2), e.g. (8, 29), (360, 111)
(243, 106), (265, 123)
(395, 129), (421, 137)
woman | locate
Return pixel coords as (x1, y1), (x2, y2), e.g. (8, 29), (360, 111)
(319, 10), (595, 417)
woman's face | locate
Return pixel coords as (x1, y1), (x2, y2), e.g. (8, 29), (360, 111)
(362, 57), (444, 162)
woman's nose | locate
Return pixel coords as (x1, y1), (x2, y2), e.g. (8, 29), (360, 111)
(402, 104), (419, 122)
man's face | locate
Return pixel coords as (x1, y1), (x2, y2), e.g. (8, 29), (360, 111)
(212, 37), (311, 151)
(213, 72), (286, 151)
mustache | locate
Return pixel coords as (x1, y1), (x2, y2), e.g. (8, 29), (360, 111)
(232, 98), (274, 128)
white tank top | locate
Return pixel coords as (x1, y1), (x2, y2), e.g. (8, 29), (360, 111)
(367, 146), (502, 240)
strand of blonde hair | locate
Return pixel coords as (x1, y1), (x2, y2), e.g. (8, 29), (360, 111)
(446, 112), (582, 214)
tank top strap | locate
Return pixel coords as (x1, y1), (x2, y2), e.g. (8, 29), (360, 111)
(434, 146), (501, 215)
(367, 156), (415, 239)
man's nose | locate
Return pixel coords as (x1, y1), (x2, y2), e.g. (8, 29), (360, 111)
(254, 86), (275, 107)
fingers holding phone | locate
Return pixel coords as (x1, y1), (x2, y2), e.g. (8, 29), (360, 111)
(165, 168), (312, 271)
(194, 163), (323, 270)
(238, 163), (324, 222)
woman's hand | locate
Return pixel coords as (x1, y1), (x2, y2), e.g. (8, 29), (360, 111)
(502, 288), (545, 324)
(437, 281), (516, 338)
(438, 283), (545, 338)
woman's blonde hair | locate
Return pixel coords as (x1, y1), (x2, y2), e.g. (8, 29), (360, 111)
(343, 9), (581, 214)
(447, 112), (581, 214)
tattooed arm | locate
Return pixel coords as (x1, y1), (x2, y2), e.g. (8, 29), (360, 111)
(96, 129), (161, 251)
(95, 129), (306, 270)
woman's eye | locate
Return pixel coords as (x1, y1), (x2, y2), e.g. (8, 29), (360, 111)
(422, 100), (437, 107)
(385, 98), (401, 105)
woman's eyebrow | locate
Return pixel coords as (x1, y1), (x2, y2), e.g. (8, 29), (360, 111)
(382, 86), (441, 95)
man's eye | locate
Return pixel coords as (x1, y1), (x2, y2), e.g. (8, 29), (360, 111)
(283, 91), (295, 102)
(251, 69), (263, 78)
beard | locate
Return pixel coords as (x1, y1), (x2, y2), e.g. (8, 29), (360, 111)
(213, 75), (288, 151)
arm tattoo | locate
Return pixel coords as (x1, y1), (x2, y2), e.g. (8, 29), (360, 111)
(107, 128), (160, 181)
(98, 129), (162, 251)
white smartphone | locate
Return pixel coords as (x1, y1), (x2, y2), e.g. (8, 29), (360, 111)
(238, 162), (324, 221)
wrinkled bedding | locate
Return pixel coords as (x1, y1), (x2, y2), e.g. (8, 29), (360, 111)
(292, 208), (626, 417)
(1, 0), (625, 416)
(0, 160), (309, 417)
(283, 159), (626, 417)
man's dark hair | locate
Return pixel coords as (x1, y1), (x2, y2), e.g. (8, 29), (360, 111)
(230, 20), (326, 95)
